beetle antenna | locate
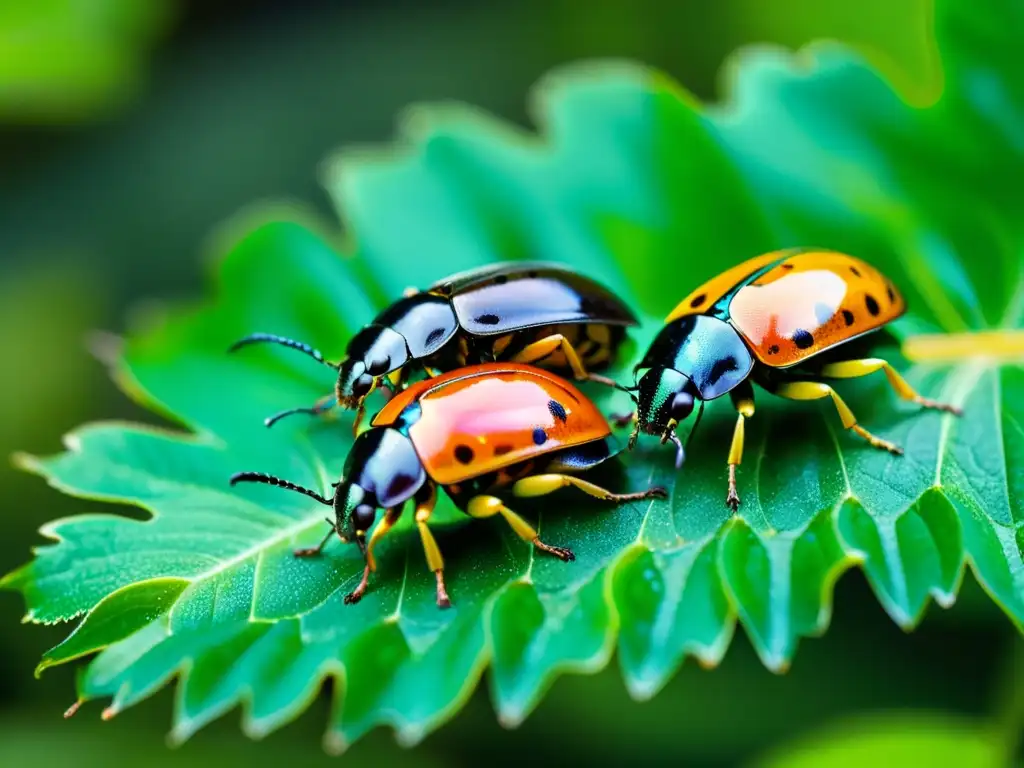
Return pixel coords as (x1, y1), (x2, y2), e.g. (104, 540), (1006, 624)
(264, 397), (338, 428)
(668, 431), (686, 469)
(229, 472), (334, 505)
(228, 333), (340, 370)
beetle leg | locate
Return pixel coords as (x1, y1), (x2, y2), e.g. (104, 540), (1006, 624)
(264, 394), (337, 429)
(773, 380), (903, 455)
(466, 495), (575, 562)
(512, 474), (667, 503)
(609, 410), (637, 429)
(365, 506), (403, 573)
(818, 358), (963, 416)
(411, 484), (450, 608)
(510, 333), (620, 388)
(344, 563), (372, 605)
(351, 400), (367, 438)
(725, 386), (756, 511)
(294, 521), (338, 558)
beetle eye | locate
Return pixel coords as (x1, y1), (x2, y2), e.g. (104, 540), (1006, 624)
(669, 392), (694, 422)
(366, 357), (391, 377)
(350, 373), (374, 399)
(352, 504), (376, 533)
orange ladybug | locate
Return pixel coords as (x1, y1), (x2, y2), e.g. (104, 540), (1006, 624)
(230, 363), (665, 607)
(617, 249), (962, 510)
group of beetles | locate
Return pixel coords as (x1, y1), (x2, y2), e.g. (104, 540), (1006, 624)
(228, 249), (961, 608)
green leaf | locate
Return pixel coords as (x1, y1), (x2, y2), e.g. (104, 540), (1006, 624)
(0, 0), (176, 124)
(4, 0), (1023, 751)
(750, 712), (1003, 768)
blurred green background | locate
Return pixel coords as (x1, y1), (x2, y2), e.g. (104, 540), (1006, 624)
(0, 1), (1019, 765)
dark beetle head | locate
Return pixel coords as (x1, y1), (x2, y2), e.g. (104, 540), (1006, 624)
(333, 427), (427, 542)
(631, 367), (701, 468)
(335, 326), (411, 408)
(228, 428), (427, 563)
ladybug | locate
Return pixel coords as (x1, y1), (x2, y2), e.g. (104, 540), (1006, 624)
(616, 248), (962, 510)
(228, 262), (637, 432)
(230, 362), (665, 607)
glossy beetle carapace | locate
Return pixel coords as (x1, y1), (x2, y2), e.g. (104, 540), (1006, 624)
(230, 363), (665, 607)
(229, 262), (637, 432)
(618, 248), (962, 509)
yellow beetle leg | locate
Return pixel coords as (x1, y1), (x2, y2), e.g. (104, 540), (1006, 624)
(351, 401), (367, 438)
(364, 506), (403, 573)
(349, 376), (381, 437)
(466, 494), (575, 562)
(774, 381), (903, 455)
(344, 511), (400, 606)
(725, 391), (756, 511)
(511, 334), (619, 388)
(512, 474), (666, 503)
(411, 484), (450, 608)
(819, 358), (963, 415)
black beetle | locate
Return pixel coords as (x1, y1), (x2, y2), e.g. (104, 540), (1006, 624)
(229, 261), (638, 432)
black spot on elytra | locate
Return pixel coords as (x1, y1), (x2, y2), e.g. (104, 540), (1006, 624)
(708, 356), (740, 385)
(887, 284), (896, 302)
(532, 427), (547, 445)
(385, 474), (418, 503)
(792, 329), (815, 349)
(425, 327), (447, 347)
(548, 400), (568, 423)
(865, 295), (880, 316)
(454, 444), (475, 464)
(768, 344), (780, 354)
(476, 313), (501, 325)
(494, 274), (508, 284)
(813, 302), (834, 325)
(781, 263), (794, 270)
(850, 266), (862, 277)
(842, 309), (855, 326)
(690, 293), (707, 309)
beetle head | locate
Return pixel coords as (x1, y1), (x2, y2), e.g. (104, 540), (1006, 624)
(334, 427), (428, 542)
(335, 326), (411, 409)
(632, 367), (701, 468)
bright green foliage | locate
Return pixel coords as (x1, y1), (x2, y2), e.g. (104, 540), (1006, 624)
(752, 712), (1004, 768)
(0, 0), (175, 124)
(3, 0), (1022, 751)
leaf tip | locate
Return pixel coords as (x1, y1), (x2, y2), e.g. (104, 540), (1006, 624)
(624, 677), (660, 703)
(10, 450), (41, 475)
(167, 722), (194, 748)
(63, 699), (83, 719)
(0, 565), (29, 595)
(323, 730), (347, 756)
(101, 704), (120, 721)
(496, 708), (527, 730)
(757, 648), (792, 675)
(394, 724), (427, 749)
